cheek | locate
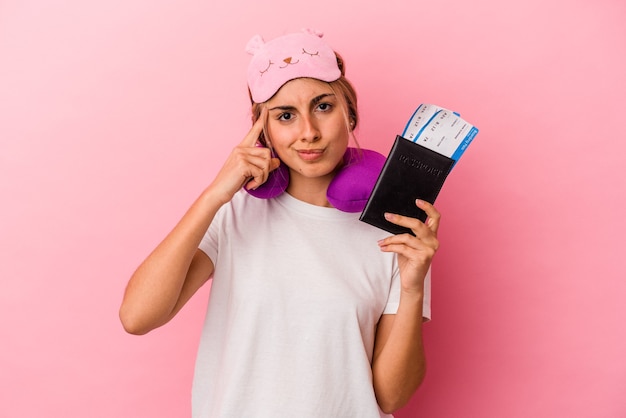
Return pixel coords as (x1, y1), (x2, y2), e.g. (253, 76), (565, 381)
(328, 112), (349, 136)
(266, 126), (293, 160)
(267, 123), (288, 146)
(330, 122), (350, 147)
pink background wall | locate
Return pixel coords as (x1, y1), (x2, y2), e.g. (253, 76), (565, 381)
(1, 0), (625, 417)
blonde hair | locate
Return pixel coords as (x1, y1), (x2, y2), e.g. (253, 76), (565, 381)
(249, 52), (359, 148)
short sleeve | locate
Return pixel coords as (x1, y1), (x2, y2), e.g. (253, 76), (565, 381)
(382, 267), (432, 321)
(198, 207), (224, 266)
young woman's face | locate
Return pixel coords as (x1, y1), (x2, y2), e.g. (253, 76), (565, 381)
(264, 78), (350, 186)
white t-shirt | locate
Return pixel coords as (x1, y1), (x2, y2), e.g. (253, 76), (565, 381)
(194, 191), (431, 418)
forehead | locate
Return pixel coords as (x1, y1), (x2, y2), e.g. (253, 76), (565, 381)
(266, 78), (335, 106)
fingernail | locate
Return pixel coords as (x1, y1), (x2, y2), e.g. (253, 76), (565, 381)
(384, 213), (393, 221)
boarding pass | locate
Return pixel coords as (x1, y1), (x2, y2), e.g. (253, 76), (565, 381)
(401, 103), (479, 162)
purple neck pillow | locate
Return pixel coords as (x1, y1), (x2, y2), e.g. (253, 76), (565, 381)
(246, 147), (386, 213)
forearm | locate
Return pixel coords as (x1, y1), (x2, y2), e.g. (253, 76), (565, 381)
(119, 185), (224, 334)
(372, 290), (426, 413)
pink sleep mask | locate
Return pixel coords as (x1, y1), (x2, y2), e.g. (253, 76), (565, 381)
(246, 29), (342, 103)
(246, 147), (386, 213)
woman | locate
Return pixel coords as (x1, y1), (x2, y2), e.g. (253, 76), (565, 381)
(119, 30), (440, 417)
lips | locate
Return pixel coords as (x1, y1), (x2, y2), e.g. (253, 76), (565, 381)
(296, 149), (325, 161)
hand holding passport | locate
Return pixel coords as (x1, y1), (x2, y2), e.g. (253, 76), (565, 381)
(359, 104), (479, 235)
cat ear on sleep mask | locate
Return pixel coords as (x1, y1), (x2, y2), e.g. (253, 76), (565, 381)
(245, 147), (386, 213)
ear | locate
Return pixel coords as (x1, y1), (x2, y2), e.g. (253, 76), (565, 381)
(245, 34), (265, 55)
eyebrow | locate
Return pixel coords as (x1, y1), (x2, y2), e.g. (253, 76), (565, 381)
(268, 93), (336, 111)
(312, 93), (335, 105)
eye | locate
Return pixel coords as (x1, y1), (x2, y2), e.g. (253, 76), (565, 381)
(316, 102), (332, 112)
(259, 60), (273, 76)
(277, 112), (294, 121)
(302, 48), (319, 57)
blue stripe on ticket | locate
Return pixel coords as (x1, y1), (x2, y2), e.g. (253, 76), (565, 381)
(450, 126), (479, 161)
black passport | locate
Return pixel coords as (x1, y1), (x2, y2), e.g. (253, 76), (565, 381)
(359, 135), (455, 235)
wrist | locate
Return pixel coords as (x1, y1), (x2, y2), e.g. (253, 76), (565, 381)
(202, 183), (234, 207)
(400, 283), (424, 298)
(398, 287), (424, 310)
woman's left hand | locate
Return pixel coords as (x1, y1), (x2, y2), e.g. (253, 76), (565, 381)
(377, 199), (441, 293)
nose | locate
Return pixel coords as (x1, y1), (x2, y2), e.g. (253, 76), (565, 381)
(300, 115), (320, 143)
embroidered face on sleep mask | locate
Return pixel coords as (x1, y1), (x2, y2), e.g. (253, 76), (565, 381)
(246, 29), (342, 103)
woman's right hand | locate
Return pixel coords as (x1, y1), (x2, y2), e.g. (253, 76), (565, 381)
(210, 107), (281, 204)
(120, 109), (281, 335)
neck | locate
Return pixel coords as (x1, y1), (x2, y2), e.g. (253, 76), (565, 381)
(286, 171), (335, 207)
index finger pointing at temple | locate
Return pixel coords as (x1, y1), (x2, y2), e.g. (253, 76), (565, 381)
(241, 107), (268, 147)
